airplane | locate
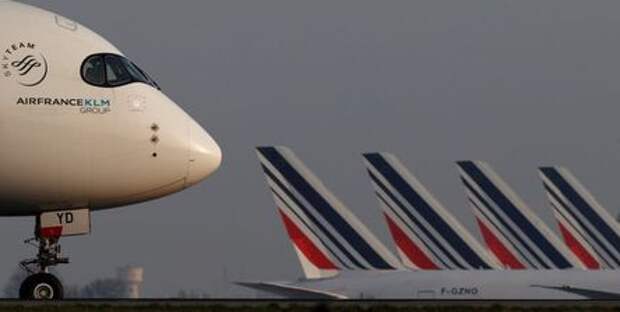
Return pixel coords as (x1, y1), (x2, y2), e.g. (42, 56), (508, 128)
(0, 1), (222, 299)
(456, 161), (591, 270)
(241, 147), (620, 299)
(362, 153), (502, 270)
(539, 166), (620, 269)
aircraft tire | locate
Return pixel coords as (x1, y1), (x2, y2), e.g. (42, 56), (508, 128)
(19, 273), (64, 300)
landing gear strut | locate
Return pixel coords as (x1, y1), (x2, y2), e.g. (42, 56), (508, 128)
(18, 222), (68, 300)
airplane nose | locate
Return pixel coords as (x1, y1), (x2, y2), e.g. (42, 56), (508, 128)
(186, 119), (222, 187)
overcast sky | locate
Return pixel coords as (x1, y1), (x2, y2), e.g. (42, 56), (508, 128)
(5, 0), (620, 297)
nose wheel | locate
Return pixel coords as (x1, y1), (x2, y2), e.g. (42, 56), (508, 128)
(19, 273), (63, 300)
(18, 222), (69, 300)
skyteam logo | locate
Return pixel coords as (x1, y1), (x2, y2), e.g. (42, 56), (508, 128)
(2, 42), (48, 87)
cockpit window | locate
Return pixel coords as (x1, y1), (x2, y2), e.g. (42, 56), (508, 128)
(81, 53), (160, 89)
(122, 59), (149, 83)
(82, 55), (105, 86)
(105, 55), (132, 86)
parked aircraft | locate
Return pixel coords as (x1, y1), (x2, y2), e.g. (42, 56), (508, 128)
(0, 1), (222, 299)
(241, 147), (620, 300)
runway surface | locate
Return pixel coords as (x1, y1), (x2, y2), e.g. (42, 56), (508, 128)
(1, 300), (620, 311)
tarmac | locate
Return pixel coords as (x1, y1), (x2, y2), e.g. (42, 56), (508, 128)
(1, 299), (620, 310)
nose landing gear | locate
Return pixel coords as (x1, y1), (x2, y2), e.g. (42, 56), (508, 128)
(18, 234), (69, 300)
(18, 209), (90, 300)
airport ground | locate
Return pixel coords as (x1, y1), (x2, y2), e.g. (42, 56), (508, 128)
(1, 300), (620, 312)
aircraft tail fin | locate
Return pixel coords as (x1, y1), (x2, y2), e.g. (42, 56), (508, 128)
(363, 153), (500, 270)
(256, 146), (402, 279)
(457, 161), (584, 270)
(539, 166), (618, 269)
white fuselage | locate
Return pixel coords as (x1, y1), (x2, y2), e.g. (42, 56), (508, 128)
(282, 269), (620, 299)
(0, 1), (221, 215)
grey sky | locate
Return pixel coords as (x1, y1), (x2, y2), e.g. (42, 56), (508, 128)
(4, 0), (620, 297)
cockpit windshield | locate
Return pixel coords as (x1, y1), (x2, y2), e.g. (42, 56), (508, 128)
(82, 54), (160, 89)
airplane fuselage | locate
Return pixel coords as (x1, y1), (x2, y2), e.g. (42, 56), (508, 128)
(284, 270), (620, 299)
(0, 2), (221, 216)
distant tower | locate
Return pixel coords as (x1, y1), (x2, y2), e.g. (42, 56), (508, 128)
(117, 266), (144, 299)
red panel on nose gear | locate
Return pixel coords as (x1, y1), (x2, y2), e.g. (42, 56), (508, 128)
(40, 226), (63, 239)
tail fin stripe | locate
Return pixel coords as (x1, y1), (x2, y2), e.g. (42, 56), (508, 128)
(261, 164), (366, 269)
(541, 168), (620, 262)
(550, 200), (612, 269)
(462, 177), (548, 268)
(278, 209), (339, 270)
(548, 195), (609, 264)
(556, 220), (601, 270)
(463, 177), (544, 266)
(375, 190), (453, 269)
(370, 173), (462, 269)
(459, 162), (572, 269)
(468, 198), (538, 268)
(258, 147), (395, 270)
(475, 216), (527, 269)
(543, 182), (619, 267)
(544, 180), (618, 265)
(366, 155), (491, 269)
(370, 172), (464, 269)
(383, 212), (440, 270)
(372, 179), (454, 269)
(271, 187), (353, 269)
(551, 200), (610, 268)
(469, 197), (536, 268)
